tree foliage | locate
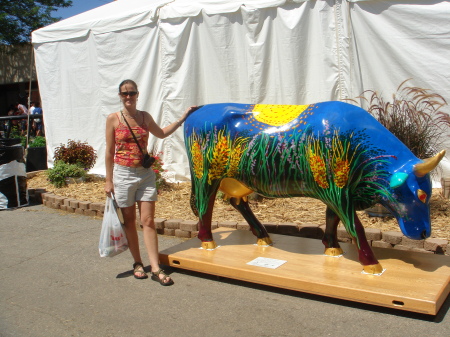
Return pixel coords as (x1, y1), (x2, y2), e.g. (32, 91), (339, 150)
(0, 0), (72, 45)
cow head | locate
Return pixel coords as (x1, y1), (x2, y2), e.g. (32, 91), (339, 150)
(384, 150), (445, 240)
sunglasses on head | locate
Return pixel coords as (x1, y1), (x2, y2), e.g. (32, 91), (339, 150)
(120, 91), (138, 97)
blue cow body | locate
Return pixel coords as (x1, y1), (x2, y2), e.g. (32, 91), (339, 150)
(184, 101), (444, 274)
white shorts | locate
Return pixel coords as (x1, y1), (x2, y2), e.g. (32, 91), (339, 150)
(113, 164), (157, 208)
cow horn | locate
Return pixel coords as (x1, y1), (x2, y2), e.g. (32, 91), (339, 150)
(414, 150), (446, 177)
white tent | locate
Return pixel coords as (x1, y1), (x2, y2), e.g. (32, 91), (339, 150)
(32, 0), (450, 182)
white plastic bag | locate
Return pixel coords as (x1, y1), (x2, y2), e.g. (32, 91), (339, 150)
(98, 196), (128, 257)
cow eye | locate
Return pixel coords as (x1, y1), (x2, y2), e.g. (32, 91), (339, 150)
(417, 189), (427, 203)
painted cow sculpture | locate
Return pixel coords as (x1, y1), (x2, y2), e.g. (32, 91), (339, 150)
(183, 102), (445, 274)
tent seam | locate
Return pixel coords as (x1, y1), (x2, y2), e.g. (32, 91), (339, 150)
(334, 0), (346, 100)
(158, 17), (175, 174)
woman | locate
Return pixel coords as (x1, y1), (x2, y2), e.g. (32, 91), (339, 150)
(105, 79), (197, 285)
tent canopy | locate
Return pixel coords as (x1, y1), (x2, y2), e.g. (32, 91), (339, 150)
(32, 0), (450, 182)
(33, 0), (168, 43)
(33, 0), (314, 43)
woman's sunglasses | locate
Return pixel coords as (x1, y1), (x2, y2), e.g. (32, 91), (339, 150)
(120, 91), (138, 97)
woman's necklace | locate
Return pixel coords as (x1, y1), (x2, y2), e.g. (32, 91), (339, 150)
(121, 110), (139, 119)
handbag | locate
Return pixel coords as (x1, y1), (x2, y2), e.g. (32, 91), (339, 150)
(98, 195), (129, 257)
(121, 110), (155, 168)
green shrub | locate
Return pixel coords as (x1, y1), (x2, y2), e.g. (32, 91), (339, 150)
(9, 126), (21, 138)
(47, 161), (87, 188)
(29, 136), (46, 148)
(53, 140), (97, 170)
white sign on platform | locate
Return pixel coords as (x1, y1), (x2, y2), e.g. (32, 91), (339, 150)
(247, 257), (287, 269)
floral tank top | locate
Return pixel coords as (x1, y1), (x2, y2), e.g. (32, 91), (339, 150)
(114, 113), (149, 167)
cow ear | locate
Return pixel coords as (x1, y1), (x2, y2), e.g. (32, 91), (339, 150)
(390, 172), (409, 188)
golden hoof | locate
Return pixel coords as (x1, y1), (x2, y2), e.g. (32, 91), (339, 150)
(324, 248), (344, 257)
(201, 241), (218, 250)
(257, 237), (273, 246)
(363, 263), (384, 275)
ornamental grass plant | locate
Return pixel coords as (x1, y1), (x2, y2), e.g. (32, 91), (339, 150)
(351, 79), (450, 160)
(349, 80), (450, 216)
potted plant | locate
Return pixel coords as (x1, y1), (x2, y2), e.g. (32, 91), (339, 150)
(26, 136), (47, 172)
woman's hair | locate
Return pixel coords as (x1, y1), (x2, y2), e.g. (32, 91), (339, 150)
(118, 79), (138, 92)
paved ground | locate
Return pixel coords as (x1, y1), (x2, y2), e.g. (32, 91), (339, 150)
(1, 204), (449, 337)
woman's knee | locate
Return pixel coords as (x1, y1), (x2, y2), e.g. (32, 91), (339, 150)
(121, 206), (136, 223)
(140, 214), (156, 229)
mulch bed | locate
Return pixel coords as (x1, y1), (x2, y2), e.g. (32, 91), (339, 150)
(27, 171), (450, 241)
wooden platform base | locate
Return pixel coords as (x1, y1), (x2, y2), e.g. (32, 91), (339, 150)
(159, 228), (450, 315)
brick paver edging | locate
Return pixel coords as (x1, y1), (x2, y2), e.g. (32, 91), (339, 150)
(29, 188), (448, 255)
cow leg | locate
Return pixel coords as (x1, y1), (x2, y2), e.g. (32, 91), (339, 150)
(322, 207), (344, 257)
(352, 212), (383, 274)
(190, 185), (219, 250)
(229, 198), (273, 246)
(197, 193), (219, 249)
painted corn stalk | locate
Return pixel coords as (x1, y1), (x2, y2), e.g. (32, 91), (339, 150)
(183, 102), (445, 274)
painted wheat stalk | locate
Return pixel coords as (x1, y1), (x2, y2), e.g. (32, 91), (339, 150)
(227, 138), (248, 178)
(332, 131), (357, 188)
(208, 130), (230, 184)
(333, 158), (350, 188)
(191, 140), (204, 179)
(332, 134), (350, 188)
(307, 138), (329, 189)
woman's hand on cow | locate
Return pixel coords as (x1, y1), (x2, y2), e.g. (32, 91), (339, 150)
(182, 105), (199, 121)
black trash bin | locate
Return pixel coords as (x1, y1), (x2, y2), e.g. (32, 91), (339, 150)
(26, 146), (48, 172)
(0, 139), (28, 209)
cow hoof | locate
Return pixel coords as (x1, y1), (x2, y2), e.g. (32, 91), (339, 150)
(324, 247), (344, 257)
(257, 237), (273, 246)
(363, 263), (384, 275)
(201, 241), (218, 250)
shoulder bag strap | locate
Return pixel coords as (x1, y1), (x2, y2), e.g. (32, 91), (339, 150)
(120, 110), (146, 155)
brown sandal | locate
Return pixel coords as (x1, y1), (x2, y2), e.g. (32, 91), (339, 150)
(151, 268), (174, 286)
(133, 262), (148, 279)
